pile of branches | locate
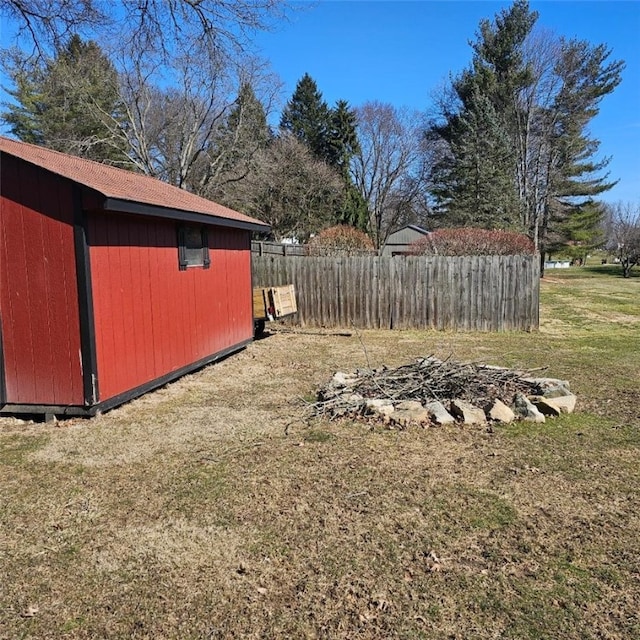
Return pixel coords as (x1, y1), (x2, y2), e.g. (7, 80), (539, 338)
(313, 356), (543, 419)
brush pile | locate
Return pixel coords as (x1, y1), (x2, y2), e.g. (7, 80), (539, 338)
(311, 356), (576, 427)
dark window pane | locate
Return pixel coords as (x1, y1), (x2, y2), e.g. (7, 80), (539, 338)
(178, 225), (210, 269)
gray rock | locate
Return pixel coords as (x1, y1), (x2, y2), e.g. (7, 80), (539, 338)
(395, 400), (425, 412)
(332, 372), (354, 388)
(391, 401), (430, 428)
(365, 398), (395, 418)
(542, 394), (576, 414)
(366, 398), (390, 409)
(530, 396), (562, 417)
(522, 377), (571, 393)
(513, 393), (546, 423)
(541, 385), (573, 399)
(449, 399), (486, 425)
(424, 401), (456, 425)
(486, 398), (516, 423)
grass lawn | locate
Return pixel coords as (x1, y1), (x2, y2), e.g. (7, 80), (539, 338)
(1, 266), (638, 639)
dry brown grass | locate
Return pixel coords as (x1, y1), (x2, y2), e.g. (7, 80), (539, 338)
(1, 269), (639, 639)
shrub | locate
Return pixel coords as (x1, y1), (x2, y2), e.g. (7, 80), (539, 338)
(408, 228), (535, 256)
(307, 225), (375, 256)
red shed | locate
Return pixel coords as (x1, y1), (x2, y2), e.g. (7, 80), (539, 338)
(0, 136), (269, 418)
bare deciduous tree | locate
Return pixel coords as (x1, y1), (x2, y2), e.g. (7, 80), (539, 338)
(603, 202), (640, 278)
(105, 53), (237, 187)
(2, 0), (289, 203)
(351, 102), (425, 248)
(1, 0), (104, 53)
(2, 0), (288, 63)
(82, 50), (280, 198)
(226, 133), (345, 241)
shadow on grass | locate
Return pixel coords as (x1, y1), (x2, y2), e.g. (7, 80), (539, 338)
(544, 265), (639, 280)
(579, 265), (639, 279)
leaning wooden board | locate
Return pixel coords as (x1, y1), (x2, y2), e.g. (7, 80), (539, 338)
(253, 284), (297, 321)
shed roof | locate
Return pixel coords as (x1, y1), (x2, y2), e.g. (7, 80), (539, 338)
(0, 136), (269, 232)
(385, 225), (430, 244)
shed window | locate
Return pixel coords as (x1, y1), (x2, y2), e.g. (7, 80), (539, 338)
(178, 225), (210, 270)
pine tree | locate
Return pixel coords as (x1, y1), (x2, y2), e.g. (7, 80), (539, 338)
(3, 34), (125, 163)
(429, 0), (624, 265)
(548, 199), (604, 264)
(226, 83), (272, 151)
(281, 79), (369, 231)
(430, 1), (535, 229)
(538, 40), (623, 262)
(204, 82), (273, 204)
(326, 100), (368, 230)
(216, 82), (272, 181)
(433, 84), (521, 228)
(280, 73), (331, 160)
(326, 100), (359, 173)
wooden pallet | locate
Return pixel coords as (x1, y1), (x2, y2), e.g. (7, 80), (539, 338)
(253, 284), (297, 321)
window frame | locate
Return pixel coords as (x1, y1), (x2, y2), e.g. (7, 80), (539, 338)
(177, 224), (211, 270)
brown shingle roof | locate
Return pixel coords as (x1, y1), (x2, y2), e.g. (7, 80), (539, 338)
(0, 136), (268, 231)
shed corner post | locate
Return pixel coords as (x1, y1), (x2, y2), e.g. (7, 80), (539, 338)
(72, 185), (99, 406)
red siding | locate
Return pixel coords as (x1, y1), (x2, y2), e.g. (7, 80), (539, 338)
(88, 212), (253, 401)
(0, 155), (84, 405)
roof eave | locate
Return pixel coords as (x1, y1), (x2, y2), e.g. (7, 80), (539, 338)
(103, 197), (271, 233)
(405, 225), (430, 234)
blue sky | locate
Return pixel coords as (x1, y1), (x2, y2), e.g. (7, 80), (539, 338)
(1, 1), (637, 204)
(256, 1), (640, 204)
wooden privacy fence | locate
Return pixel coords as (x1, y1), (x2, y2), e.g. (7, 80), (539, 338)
(251, 241), (307, 256)
(253, 255), (540, 331)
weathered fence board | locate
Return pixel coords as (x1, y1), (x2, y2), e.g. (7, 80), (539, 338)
(251, 241), (306, 256)
(253, 255), (539, 331)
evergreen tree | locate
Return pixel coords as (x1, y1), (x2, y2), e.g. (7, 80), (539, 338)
(548, 199), (604, 264)
(538, 40), (623, 262)
(2, 34), (125, 163)
(335, 182), (370, 231)
(228, 83), (272, 150)
(428, 0), (623, 264)
(327, 99), (360, 173)
(432, 84), (521, 228)
(430, 1), (535, 229)
(470, 0), (537, 114)
(327, 100), (369, 230)
(200, 82), (272, 201)
(281, 78), (369, 231)
(280, 73), (331, 160)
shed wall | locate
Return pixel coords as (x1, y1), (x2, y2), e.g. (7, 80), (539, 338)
(0, 155), (84, 405)
(88, 212), (253, 401)
(381, 228), (429, 257)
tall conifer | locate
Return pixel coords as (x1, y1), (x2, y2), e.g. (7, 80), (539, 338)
(279, 73), (331, 160)
(428, 0), (623, 262)
(3, 34), (125, 163)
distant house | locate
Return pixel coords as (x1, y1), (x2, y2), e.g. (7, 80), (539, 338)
(0, 136), (269, 419)
(380, 225), (430, 256)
